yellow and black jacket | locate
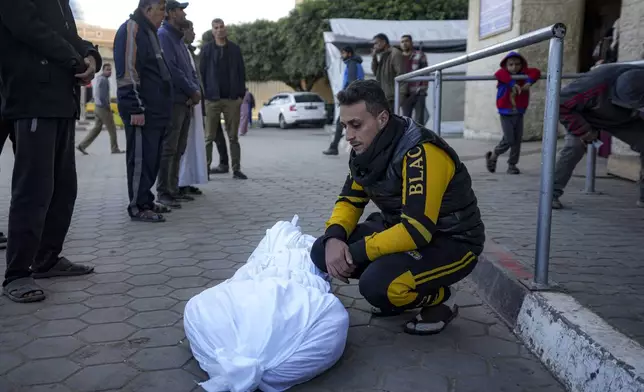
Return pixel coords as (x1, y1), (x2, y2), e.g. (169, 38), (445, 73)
(325, 117), (485, 263)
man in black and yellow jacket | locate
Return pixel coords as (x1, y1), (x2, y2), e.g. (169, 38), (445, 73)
(311, 80), (485, 335)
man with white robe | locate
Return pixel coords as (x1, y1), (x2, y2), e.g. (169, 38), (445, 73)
(178, 20), (208, 194)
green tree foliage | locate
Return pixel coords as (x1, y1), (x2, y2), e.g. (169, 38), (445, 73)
(199, 0), (468, 90)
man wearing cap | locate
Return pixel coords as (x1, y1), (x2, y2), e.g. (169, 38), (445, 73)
(156, 0), (201, 208)
(114, 0), (173, 222)
(554, 64), (644, 209)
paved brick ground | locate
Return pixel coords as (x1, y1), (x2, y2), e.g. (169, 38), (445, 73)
(0, 127), (565, 392)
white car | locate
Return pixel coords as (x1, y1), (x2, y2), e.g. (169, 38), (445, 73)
(258, 92), (327, 129)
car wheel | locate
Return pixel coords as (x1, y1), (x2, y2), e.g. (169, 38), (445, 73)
(279, 114), (288, 129)
(258, 114), (266, 128)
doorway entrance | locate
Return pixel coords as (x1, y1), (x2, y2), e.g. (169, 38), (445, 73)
(578, 0), (622, 157)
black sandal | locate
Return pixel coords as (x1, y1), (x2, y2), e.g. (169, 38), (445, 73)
(32, 257), (95, 279)
(485, 151), (498, 173)
(182, 186), (203, 195)
(130, 209), (166, 223)
(152, 203), (172, 214)
(3, 277), (46, 303)
(404, 304), (459, 336)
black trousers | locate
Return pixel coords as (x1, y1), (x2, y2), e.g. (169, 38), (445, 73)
(329, 121), (344, 150)
(4, 119), (77, 286)
(0, 116), (15, 155)
(402, 94), (427, 125)
(311, 215), (479, 312)
(125, 122), (165, 215)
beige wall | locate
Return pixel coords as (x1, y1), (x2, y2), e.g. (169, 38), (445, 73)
(464, 0), (585, 141)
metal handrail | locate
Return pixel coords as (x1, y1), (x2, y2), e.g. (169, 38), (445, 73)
(393, 23), (567, 288)
(395, 24), (566, 83)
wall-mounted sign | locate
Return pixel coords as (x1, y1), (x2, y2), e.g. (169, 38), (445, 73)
(479, 0), (514, 39)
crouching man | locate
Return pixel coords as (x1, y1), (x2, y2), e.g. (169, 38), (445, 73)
(311, 80), (485, 335)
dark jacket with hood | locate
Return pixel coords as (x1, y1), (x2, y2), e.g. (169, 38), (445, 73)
(200, 40), (246, 101)
(559, 64), (644, 138)
(342, 55), (365, 89)
(114, 9), (173, 126)
(324, 116), (485, 263)
(495, 52), (541, 115)
(158, 22), (200, 104)
(0, 0), (102, 120)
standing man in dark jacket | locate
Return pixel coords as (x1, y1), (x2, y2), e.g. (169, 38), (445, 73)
(323, 46), (365, 156)
(553, 64), (644, 209)
(156, 0), (201, 208)
(114, 0), (173, 222)
(200, 18), (248, 179)
(0, 0), (101, 302)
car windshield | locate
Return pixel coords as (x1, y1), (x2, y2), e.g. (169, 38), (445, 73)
(294, 94), (324, 103)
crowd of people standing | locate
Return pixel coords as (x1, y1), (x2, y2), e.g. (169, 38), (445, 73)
(0, 0), (253, 302)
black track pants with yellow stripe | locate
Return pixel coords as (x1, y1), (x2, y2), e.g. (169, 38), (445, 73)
(311, 216), (478, 312)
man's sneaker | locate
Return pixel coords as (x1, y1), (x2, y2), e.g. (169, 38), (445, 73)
(507, 165), (521, 175)
(485, 151), (497, 173)
(322, 148), (339, 156)
(157, 196), (181, 209)
(552, 197), (563, 210)
(76, 145), (88, 155)
(233, 171), (248, 180)
(209, 165), (229, 174)
(111, 149), (125, 154)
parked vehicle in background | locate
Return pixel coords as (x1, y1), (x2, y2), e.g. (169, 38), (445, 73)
(258, 92), (327, 129)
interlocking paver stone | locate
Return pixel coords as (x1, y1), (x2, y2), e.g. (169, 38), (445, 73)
(69, 341), (139, 365)
(76, 322), (137, 343)
(0, 129), (566, 392)
(65, 363), (139, 391)
(19, 336), (85, 359)
(6, 358), (79, 385)
(128, 310), (182, 328)
(129, 346), (192, 370)
(80, 307), (135, 324)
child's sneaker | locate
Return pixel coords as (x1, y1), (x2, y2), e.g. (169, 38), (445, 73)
(485, 151), (497, 173)
(637, 200), (644, 208)
(507, 165), (521, 175)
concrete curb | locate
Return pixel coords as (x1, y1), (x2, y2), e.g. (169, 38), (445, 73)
(470, 240), (644, 392)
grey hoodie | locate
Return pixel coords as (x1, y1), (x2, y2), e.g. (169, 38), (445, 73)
(559, 64), (644, 137)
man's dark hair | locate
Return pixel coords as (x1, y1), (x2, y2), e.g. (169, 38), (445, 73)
(402, 34), (413, 42)
(341, 46), (354, 55)
(212, 18), (224, 25)
(337, 80), (390, 116)
(138, 0), (162, 9)
(102, 63), (111, 70)
(373, 33), (389, 45)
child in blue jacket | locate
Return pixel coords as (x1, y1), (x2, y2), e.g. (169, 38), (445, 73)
(485, 52), (541, 174)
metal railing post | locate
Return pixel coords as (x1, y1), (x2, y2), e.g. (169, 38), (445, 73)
(534, 29), (566, 287)
(394, 81), (400, 115)
(584, 143), (597, 193)
(433, 70), (443, 136)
